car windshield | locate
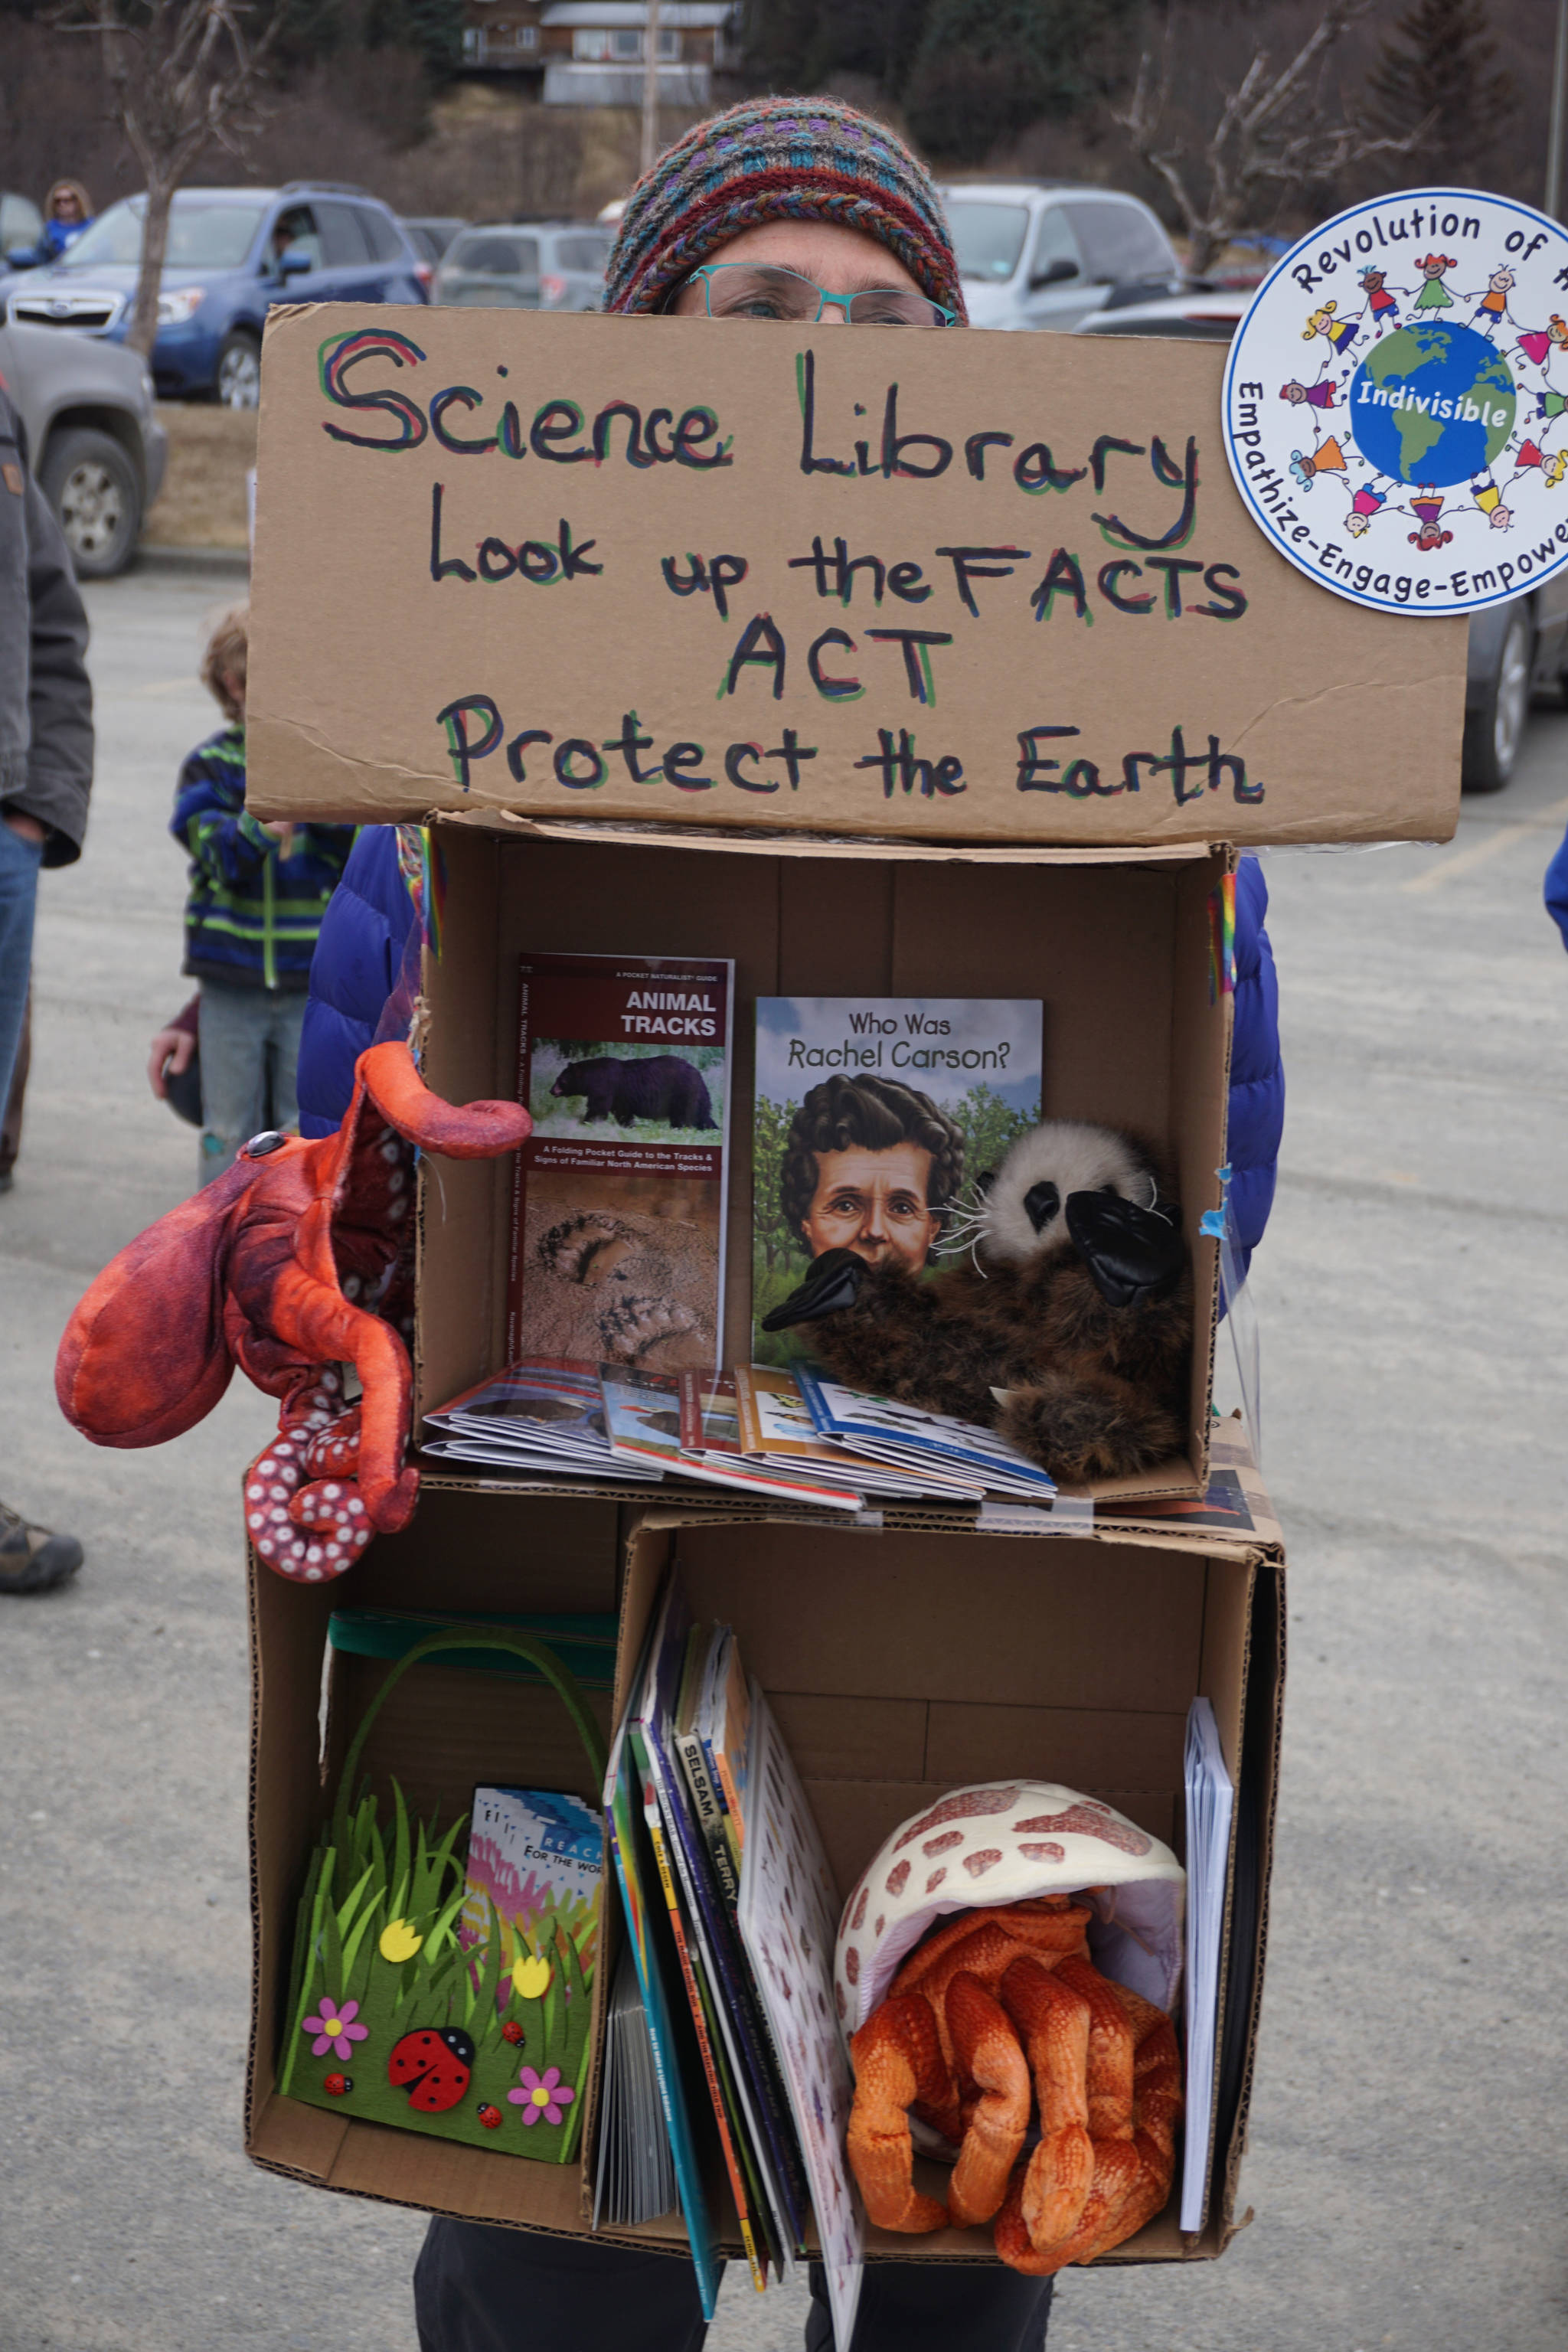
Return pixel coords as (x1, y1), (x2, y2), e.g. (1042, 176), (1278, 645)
(946, 201), (1030, 283)
(60, 196), (268, 271)
(447, 234), (536, 277)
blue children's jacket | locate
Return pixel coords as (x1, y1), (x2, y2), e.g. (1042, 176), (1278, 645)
(297, 829), (1286, 1276)
(172, 724), (356, 991)
(1545, 825), (1568, 951)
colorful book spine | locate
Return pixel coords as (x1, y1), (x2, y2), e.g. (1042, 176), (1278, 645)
(603, 1749), (720, 2319)
(675, 1728), (740, 1910)
(630, 1729), (766, 2292)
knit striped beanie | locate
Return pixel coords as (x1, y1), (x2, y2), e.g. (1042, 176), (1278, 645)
(603, 96), (966, 324)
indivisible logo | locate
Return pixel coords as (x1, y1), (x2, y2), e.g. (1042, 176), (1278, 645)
(1224, 191), (1568, 615)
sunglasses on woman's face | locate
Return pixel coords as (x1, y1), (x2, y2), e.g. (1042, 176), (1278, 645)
(680, 263), (956, 328)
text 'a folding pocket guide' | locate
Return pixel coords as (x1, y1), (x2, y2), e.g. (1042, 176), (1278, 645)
(281, 1625), (606, 2161)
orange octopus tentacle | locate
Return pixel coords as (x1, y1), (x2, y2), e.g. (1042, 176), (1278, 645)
(846, 1993), (954, 2233)
(944, 1971), (1032, 2228)
(1071, 1984), (1182, 2260)
(1054, 1953), (1136, 2141)
(997, 1957), (1094, 2252)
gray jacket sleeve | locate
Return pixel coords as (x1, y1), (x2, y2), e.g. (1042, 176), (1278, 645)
(0, 389), (93, 867)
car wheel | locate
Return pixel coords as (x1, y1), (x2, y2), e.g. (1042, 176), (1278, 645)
(1462, 606), (1533, 792)
(38, 426), (141, 579)
(216, 331), (261, 409)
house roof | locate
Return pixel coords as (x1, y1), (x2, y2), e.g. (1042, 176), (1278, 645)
(541, 2), (734, 24)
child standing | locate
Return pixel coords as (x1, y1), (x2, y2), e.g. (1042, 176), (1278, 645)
(171, 604), (354, 1181)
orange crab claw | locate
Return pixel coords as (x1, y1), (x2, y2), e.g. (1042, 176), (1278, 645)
(944, 1971), (1032, 2229)
(847, 1993), (953, 2233)
(998, 1956), (1095, 2251)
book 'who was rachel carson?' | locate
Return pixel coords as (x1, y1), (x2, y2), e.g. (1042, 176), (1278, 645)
(508, 952), (734, 1373)
(752, 997), (1043, 1363)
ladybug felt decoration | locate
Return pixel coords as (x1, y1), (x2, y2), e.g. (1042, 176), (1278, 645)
(477, 2104), (502, 2130)
(324, 2074), (352, 2096)
(501, 2020), (525, 2045)
(387, 2026), (475, 2113)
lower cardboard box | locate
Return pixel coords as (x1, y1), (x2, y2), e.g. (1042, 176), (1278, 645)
(246, 1486), (1283, 2266)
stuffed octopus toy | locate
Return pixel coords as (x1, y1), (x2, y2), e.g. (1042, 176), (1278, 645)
(55, 1042), (531, 1583)
(837, 1783), (1186, 2275)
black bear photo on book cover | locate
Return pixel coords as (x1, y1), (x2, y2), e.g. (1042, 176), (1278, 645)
(751, 998), (1043, 1365)
(508, 952), (734, 1371)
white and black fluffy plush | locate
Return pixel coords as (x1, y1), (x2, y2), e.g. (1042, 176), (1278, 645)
(765, 1120), (1192, 1484)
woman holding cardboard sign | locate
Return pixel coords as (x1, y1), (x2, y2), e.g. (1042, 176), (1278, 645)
(290, 96), (1283, 2352)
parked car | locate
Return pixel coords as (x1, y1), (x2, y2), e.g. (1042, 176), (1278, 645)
(940, 181), (1181, 332)
(0, 318), (166, 576)
(432, 221), (612, 311)
(1076, 292), (1567, 793)
(401, 215), (466, 267)
(4, 182), (429, 407)
(1075, 289), (1251, 341)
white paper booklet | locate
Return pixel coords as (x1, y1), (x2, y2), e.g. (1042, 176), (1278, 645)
(737, 1684), (862, 2351)
(1179, 1695), (1235, 2232)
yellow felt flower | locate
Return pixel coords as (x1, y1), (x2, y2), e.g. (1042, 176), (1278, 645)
(379, 1917), (423, 1964)
(511, 1953), (552, 2001)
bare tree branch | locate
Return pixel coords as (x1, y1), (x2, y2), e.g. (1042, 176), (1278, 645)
(1114, 0), (1428, 279)
(50, 0), (283, 361)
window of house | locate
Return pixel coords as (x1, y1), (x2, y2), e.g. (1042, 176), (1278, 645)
(518, 23), (537, 45)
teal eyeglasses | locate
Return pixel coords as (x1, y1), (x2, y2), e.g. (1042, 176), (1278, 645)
(679, 263), (956, 328)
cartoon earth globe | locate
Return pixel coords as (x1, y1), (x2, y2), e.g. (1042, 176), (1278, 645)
(1348, 321), (1516, 487)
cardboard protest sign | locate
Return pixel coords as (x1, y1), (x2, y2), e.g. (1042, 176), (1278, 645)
(249, 305), (1465, 844)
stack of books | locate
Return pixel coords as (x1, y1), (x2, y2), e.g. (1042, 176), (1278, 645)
(599, 1579), (861, 2341)
(425, 1358), (1057, 1510)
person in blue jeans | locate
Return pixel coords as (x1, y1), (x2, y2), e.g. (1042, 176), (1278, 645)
(296, 98), (1285, 2352)
(0, 371), (93, 1593)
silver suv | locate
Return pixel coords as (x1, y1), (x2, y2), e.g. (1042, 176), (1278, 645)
(0, 318), (165, 576)
(942, 182), (1181, 332)
(433, 221), (612, 311)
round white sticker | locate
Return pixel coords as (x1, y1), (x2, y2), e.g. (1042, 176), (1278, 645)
(1223, 188), (1568, 616)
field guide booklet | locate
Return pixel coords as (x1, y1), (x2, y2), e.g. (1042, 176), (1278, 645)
(508, 952), (734, 1371)
(752, 998), (1042, 1363)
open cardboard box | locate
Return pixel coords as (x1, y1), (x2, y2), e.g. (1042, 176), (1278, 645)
(414, 817), (1232, 1506)
(245, 1481), (1284, 2266)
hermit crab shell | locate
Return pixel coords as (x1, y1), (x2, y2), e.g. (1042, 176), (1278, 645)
(835, 1781), (1186, 2038)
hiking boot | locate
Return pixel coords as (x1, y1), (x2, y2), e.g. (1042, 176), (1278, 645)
(0, 1501), (83, 1594)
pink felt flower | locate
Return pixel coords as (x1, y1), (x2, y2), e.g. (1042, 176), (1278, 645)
(303, 1998), (368, 2060)
(508, 2064), (575, 2126)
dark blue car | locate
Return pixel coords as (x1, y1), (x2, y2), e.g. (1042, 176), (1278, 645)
(4, 182), (430, 405)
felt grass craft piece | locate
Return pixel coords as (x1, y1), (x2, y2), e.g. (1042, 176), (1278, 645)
(283, 1628), (609, 2161)
(54, 1042), (531, 1583)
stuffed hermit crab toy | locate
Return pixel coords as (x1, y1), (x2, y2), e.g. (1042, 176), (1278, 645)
(56, 1043), (530, 1583)
(838, 1782), (1185, 2275)
(766, 1120), (1191, 1483)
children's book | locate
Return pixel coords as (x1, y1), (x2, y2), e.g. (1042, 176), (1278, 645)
(593, 1941), (678, 2228)
(633, 1579), (811, 2261)
(751, 995), (1043, 1364)
(674, 1372), (866, 1512)
(459, 1787), (604, 1991)
(508, 952), (734, 1374)
(793, 1364), (1057, 1501)
(737, 1684), (864, 2352)
(423, 1359), (663, 1484)
(602, 1726), (723, 2315)
(733, 1364), (985, 1503)
(1180, 1696), (1235, 2233)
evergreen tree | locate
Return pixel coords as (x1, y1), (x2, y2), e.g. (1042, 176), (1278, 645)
(1365, 0), (1514, 188)
(903, 0), (1134, 164)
